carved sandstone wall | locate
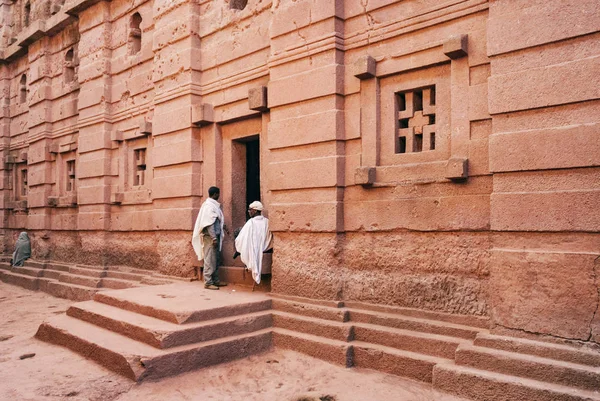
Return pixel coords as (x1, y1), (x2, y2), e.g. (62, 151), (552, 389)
(0, 0), (598, 343)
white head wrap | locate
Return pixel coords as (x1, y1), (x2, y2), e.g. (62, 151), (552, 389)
(249, 201), (263, 211)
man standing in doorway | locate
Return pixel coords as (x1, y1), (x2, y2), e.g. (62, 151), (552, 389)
(192, 186), (228, 290)
(234, 201), (273, 285)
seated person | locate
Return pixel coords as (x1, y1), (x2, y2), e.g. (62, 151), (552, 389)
(11, 232), (31, 267)
(234, 201), (273, 284)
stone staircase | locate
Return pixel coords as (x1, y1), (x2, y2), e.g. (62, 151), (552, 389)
(35, 284), (273, 381)
(26, 282), (600, 399)
(0, 257), (179, 301)
(271, 294), (600, 401)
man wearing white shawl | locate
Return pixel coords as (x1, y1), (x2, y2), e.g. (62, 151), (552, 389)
(192, 186), (227, 290)
(235, 201), (273, 284)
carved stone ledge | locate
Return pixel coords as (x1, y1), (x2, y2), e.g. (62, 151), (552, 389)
(354, 55), (377, 80)
(58, 194), (77, 207)
(191, 103), (214, 126)
(111, 192), (124, 205)
(355, 166), (376, 187)
(248, 86), (269, 112)
(446, 157), (468, 180)
(443, 34), (468, 60)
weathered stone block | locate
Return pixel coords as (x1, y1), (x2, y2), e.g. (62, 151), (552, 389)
(191, 103), (214, 127)
(489, 250), (598, 340)
(111, 192), (123, 205)
(248, 86), (268, 112)
(443, 34), (468, 59)
(354, 55), (376, 80)
(139, 119), (152, 135)
(355, 167), (375, 186)
(446, 158), (468, 180)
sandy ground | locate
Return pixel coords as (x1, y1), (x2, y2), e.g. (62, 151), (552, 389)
(0, 282), (466, 401)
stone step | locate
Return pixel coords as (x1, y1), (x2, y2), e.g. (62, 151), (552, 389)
(140, 276), (176, 285)
(271, 298), (348, 323)
(75, 263), (108, 271)
(353, 322), (467, 359)
(100, 277), (142, 290)
(150, 273), (189, 282)
(217, 266), (271, 292)
(93, 284), (272, 324)
(0, 270), (39, 291)
(474, 333), (600, 367)
(38, 277), (58, 292)
(24, 260), (46, 269)
(433, 362), (600, 401)
(68, 266), (107, 278)
(35, 314), (272, 382)
(44, 281), (102, 301)
(11, 266), (43, 277)
(46, 262), (72, 272)
(344, 301), (490, 329)
(455, 344), (600, 392)
(104, 270), (144, 281)
(59, 273), (102, 288)
(109, 265), (152, 275)
(272, 328), (352, 367)
(67, 301), (272, 349)
(0, 262), (11, 271)
(272, 310), (353, 342)
(270, 293), (345, 308)
(352, 340), (452, 383)
(347, 308), (481, 340)
(41, 269), (63, 280)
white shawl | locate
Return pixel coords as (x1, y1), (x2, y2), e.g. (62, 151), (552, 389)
(192, 198), (225, 261)
(235, 215), (273, 284)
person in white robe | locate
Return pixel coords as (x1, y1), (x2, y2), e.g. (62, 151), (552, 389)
(192, 186), (228, 289)
(234, 201), (273, 285)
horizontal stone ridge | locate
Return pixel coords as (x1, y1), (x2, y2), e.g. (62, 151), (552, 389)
(455, 344), (600, 392)
(272, 310), (353, 341)
(353, 322), (467, 359)
(352, 340), (452, 383)
(271, 298), (349, 322)
(94, 288), (273, 324)
(347, 308), (482, 340)
(343, 300), (491, 329)
(67, 300), (273, 348)
(433, 362), (600, 401)
(0, 259), (180, 301)
(474, 333), (600, 367)
(272, 328), (353, 367)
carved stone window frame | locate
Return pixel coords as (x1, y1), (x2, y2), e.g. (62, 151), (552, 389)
(111, 118), (153, 205)
(47, 141), (78, 207)
(354, 34), (470, 186)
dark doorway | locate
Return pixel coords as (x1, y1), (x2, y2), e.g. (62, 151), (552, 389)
(246, 138), (260, 216)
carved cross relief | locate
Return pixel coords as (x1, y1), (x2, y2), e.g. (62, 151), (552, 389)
(396, 86), (436, 154)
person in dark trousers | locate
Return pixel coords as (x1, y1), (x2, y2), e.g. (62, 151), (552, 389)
(191, 187), (228, 290)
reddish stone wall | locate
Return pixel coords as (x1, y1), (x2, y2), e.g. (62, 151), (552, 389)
(0, 0), (598, 343)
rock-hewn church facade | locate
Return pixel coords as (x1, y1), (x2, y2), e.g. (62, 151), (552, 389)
(1, 0), (598, 344)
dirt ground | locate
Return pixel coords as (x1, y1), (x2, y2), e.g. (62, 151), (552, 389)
(0, 282), (466, 401)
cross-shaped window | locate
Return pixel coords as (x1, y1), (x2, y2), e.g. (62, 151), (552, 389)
(134, 148), (146, 186)
(396, 86), (436, 153)
(66, 160), (75, 192)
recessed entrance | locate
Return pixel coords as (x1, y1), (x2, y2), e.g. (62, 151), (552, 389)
(245, 138), (261, 215)
(227, 134), (261, 263)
